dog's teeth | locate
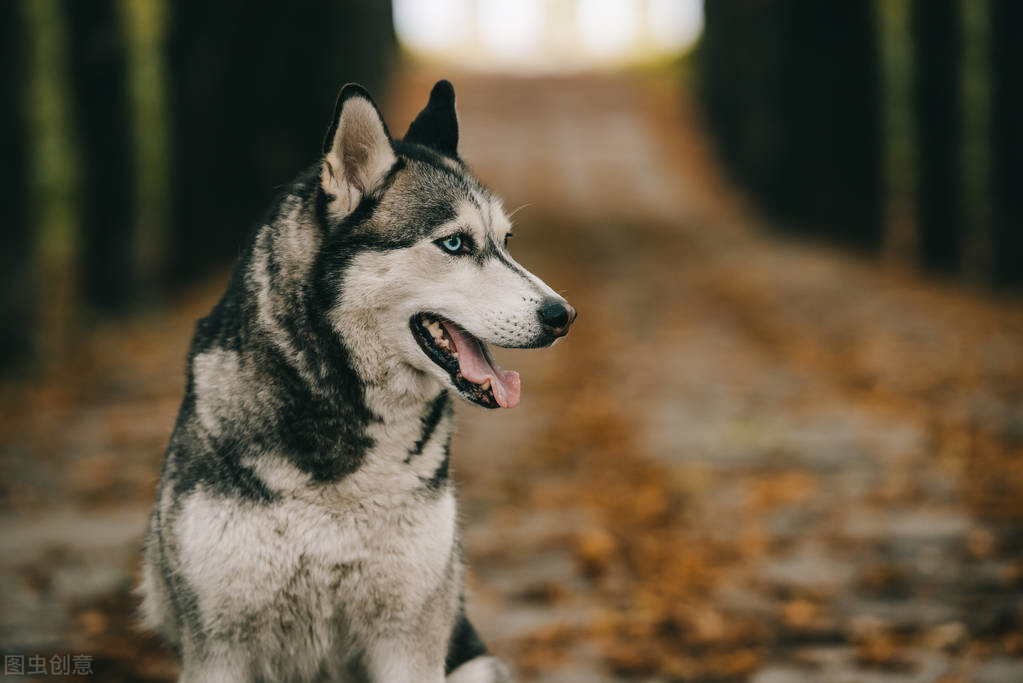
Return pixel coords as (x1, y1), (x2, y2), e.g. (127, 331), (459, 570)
(451, 352), (458, 358)
(480, 379), (491, 391)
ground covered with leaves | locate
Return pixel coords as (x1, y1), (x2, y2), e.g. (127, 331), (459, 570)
(2, 71), (1023, 681)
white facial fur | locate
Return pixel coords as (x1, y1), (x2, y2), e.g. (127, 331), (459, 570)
(332, 196), (564, 395)
(316, 90), (567, 406)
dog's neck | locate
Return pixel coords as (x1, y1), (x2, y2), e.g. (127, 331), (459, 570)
(236, 186), (460, 481)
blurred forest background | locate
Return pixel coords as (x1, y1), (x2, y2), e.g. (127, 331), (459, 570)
(2, 0), (1021, 375)
(2, 0), (396, 371)
(3, 1), (1023, 681)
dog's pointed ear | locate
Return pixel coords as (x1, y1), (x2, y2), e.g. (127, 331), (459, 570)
(404, 80), (458, 158)
(321, 84), (397, 217)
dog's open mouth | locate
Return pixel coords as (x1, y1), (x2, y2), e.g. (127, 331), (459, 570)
(411, 313), (521, 409)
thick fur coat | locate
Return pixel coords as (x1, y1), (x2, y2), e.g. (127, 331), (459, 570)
(140, 81), (574, 682)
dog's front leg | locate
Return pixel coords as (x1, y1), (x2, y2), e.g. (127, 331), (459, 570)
(363, 638), (446, 683)
(447, 656), (513, 683)
(177, 646), (251, 683)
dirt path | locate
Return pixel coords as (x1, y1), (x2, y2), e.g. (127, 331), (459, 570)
(2, 71), (1022, 682)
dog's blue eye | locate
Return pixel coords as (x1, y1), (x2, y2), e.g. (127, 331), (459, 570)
(440, 235), (463, 253)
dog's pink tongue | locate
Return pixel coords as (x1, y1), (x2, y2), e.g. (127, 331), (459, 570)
(442, 323), (520, 408)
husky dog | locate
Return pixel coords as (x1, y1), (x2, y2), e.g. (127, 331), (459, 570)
(140, 80), (575, 682)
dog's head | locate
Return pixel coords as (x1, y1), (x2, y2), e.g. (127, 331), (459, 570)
(318, 81), (575, 409)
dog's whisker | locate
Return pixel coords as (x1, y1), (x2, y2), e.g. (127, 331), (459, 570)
(506, 202), (533, 221)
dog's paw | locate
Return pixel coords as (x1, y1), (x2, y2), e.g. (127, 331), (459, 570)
(446, 655), (512, 683)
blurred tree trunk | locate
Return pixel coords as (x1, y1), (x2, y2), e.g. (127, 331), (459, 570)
(65, 0), (136, 311)
(120, 0), (171, 297)
(912, 0), (964, 273)
(0, 0), (34, 370)
(991, 0), (1023, 287)
(699, 1), (785, 208)
(698, 1), (883, 251)
(167, 0), (395, 283)
(777, 0), (883, 251)
(878, 0), (917, 262)
(960, 0), (993, 282)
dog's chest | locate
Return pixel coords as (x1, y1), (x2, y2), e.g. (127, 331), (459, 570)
(167, 389), (461, 676)
(176, 479), (458, 657)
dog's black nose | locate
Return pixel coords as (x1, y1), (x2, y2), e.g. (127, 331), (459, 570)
(538, 300), (576, 337)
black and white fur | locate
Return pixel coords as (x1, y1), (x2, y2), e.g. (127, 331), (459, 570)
(140, 81), (574, 682)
